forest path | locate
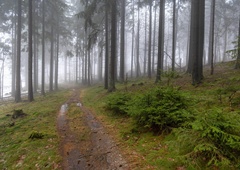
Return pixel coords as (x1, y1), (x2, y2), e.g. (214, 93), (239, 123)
(57, 89), (128, 170)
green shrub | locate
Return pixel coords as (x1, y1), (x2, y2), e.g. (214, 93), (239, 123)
(105, 92), (131, 114)
(128, 87), (193, 132)
(29, 131), (44, 139)
(175, 109), (240, 168)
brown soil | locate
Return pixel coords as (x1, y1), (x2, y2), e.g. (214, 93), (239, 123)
(57, 89), (128, 170)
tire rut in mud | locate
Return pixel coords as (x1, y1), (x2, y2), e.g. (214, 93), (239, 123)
(57, 89), (128, 170)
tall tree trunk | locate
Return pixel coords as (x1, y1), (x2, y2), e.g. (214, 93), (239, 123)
(84, 33), (88, 85)
(131, 0), (135, 78)
(12, 4), (17, 97)
(148, 0), (152, 78)
(156, 0), (165, 83)
(120, 0), (126, 82)
(208, 0), (215, 75)
(33, 0), (38, 93)
(136, 0), (140, 77)
(82, 40), (85, 84)
(104, 3), (109, 89)
(108, 0), (117, 92)
(144, 10), (147, 76)
(15, 0), (22, 102)
(98, 44), (103, 81)
(41, 0), (45, 95)
(172, 0), (176, 72)
(87, 48), (91, 86)
(190, 0), (205, 85)
(152, 3), (157, 74)
(235, 15), (240, 69)
(28, 0), (34, 102)
(55, 26), (59, 90)
(49, 21), (54, 92)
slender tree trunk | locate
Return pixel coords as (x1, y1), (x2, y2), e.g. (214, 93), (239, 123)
(209, 0), (215, 75)
(120, 0), (126, 82)
(152, 4), (157, 74)
(148, 0), (152, 78)
(12, 4), (17, 97)
(87, 48), (91, 86)
(172, 0), (176, 72)
(76, 37), (79, 84)
(33, 0), (38, 93)
(131, 0), (135, 78)
(15, 0), (22, 102)
(84, 33), (88, 84)
(108, 0), (117, 92)
(98, 44), (103, 81)
(104, 2), (109, 89)
(136, 0), (140, 77)
(156, 0), (165, 83)
(49, 21), (54, 92)
(55, 27), (59, 90)
(235, 15), (240, 69)
(144, 10), (147, 76)
(41, 0), (45, 95)
(28, 0), (34, 102)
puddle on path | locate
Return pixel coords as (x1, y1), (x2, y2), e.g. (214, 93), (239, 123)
(57, 102), (88, 170)
(57, 89), (128, 170)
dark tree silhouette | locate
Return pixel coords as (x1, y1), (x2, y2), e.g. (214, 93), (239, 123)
(28, 0), (34, 102)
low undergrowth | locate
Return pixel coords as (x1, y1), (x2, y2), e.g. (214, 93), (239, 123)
(0, 90), (70, 169)
(82, 62), (240, 169)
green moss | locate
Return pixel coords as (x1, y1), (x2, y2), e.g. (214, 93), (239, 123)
(0, 90), (69, 169)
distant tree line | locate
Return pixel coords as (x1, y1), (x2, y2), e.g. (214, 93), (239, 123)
(0, 0), (239, 101)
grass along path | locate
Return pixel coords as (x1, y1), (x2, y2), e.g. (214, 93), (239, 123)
(80, 62), (240, 169)
(0, 90), (70, 169)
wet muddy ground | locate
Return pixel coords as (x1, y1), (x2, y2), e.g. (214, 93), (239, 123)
(57, 89), (128, 170)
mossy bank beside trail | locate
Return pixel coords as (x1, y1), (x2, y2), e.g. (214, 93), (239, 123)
(0, 62), (240, 170)
(81, 62), (240, 170)
(0, 90), (70, 170)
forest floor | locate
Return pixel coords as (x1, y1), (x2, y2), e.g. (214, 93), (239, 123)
(57, 88), (129, 170)
(1, 61), (240, 169)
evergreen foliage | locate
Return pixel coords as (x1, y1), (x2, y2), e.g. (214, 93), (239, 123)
(128, 87), (193, 132)
(106, 87), (193, 132)
(105, 92), (131, 115)
(174, 109), (240, 168)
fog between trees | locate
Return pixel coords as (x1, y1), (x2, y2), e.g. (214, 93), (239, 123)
(0, 0), (239, 101)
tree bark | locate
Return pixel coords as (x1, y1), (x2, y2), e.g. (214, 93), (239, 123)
(131, 0), (135, 78)
(144, 10), (147, 76)
(28, 0), (34, 102)
(120, 0), (126, 82)
(148, 0), (152, 78)
(49, 20), (54, 92)
(191, 0), (205, 85)
(104, 2), (109, 89)
(156, 0), (165, 83)
(136, 0), (140, 77)
(33, 0), (38, 93)
(11, 3), (17, 97)
(41, 0), (45, 96)
(55, 24), (59, 90)
(235, 15), (240, 69)
(152, 3), (157, 74)
(208, 0), (215, 75)
(108, 0), (117, 92)
(15, 0), (22, 102)
(172, 0), (176, 72)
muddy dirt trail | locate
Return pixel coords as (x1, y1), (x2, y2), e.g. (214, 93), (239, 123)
(57, 89), (128, 170)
